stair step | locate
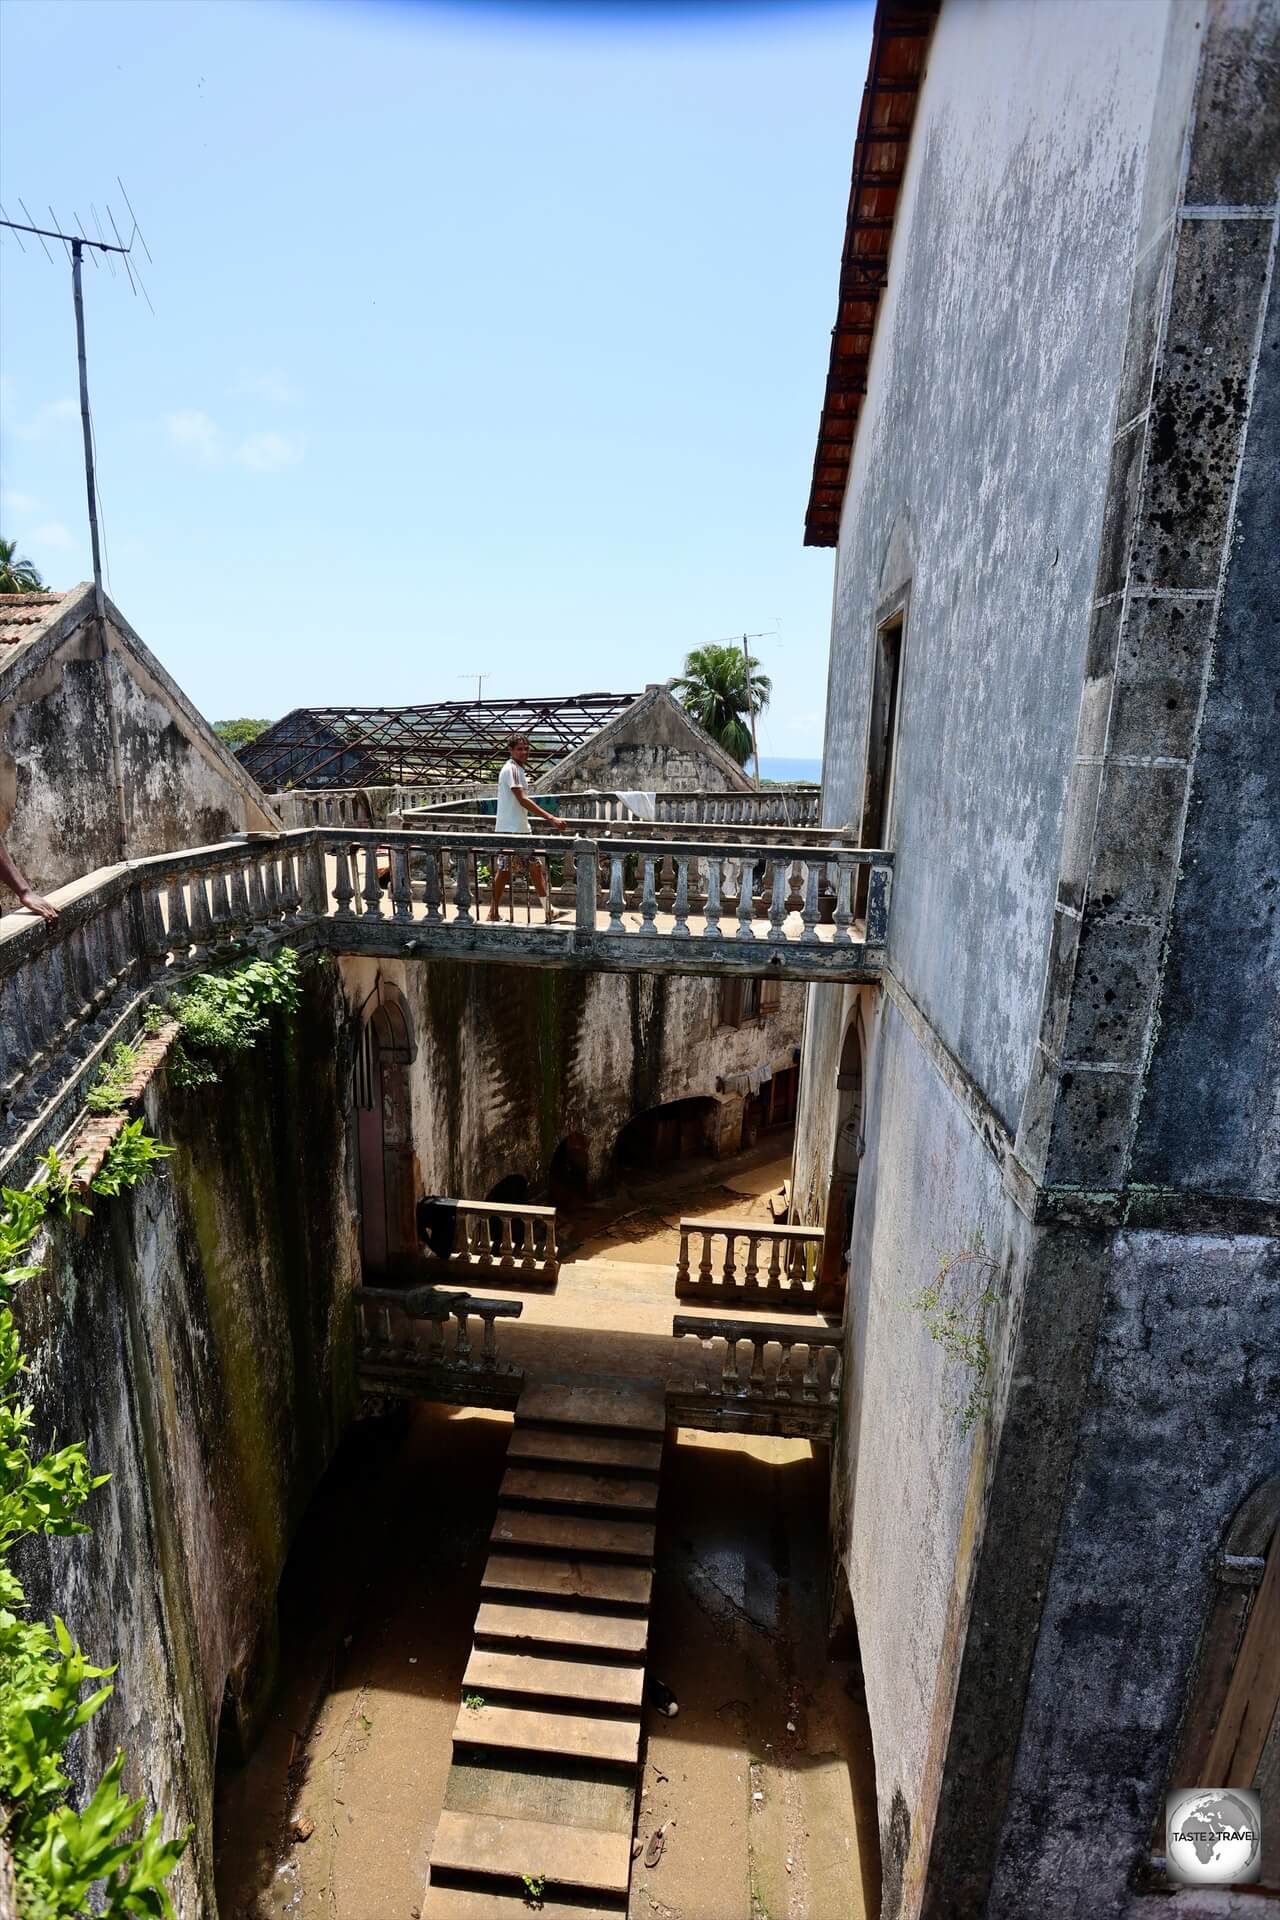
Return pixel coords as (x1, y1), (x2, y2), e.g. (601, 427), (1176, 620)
(517, 1381), (665, 1435)
(508, 1427), (663, 1475)
(475, 1601), (648, 1658)
(481, 1553), (652, 1610)
(452, 1701), (640, 1766)
(490, 1509), (655, 1563)
(430, 1809), (632, 1896)
(500, 1467), (659, 1513)
(463, 1649), (645, 1710)
(423, 1880), (625, 1920)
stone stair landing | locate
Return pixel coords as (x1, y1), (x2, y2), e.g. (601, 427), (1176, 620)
(422, 1377), (665, 1920)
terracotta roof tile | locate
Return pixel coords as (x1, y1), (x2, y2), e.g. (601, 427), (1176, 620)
(0, 589), (75, 654)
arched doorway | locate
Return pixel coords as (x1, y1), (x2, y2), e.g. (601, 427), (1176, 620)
(819, 1017), (864, 1307)
(615, 1096), (718, 1171)
(354, 980), (417, 1278)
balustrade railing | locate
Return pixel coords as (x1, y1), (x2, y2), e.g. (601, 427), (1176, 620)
(2, 825), (891, 1179)
(667, 1314), (843, 1436)
(420, 1198), (559, 1285)
(356, 1283), (524, 1407)
(403, 786), (823, 830)
(674, 1217), (826, 1308)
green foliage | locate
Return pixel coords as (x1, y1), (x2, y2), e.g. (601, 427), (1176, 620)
(0, 537), (45, 595)
(521, 1871), (546, 1906)
(0, 1145), (189, 1915)
(462, 1693), (484, 1711)
(85, 1043), (143, 1115)
(909, 1238), (1002, 1437)
(212, 718), (271, 747)
(165, 949), (301, 1089)
(671, 643), (772, 768)
(89, 1122), (175, 1199)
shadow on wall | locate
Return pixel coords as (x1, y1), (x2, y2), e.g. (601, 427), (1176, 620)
(615, 1095), (720, 1170)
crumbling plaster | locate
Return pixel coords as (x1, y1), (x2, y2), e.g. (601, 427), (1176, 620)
(339, 953), (803, 1202)
(13, 961), (358, 1919)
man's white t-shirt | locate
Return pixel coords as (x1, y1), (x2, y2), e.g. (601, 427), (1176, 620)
(496, 758), (532, 834)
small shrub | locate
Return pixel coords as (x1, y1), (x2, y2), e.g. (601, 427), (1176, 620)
(521, 1871), (546, 1906)
(909, 1237), (1002, 1437)
(463, 1693), (485, 1711)
(85, 1041), (143, 1115)
(89, 1120), (176, 1198)
(166, 949), (301, 1089)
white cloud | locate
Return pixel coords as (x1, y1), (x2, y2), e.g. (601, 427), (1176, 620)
(166, 410), (303, 473)
(1, 488), (40, 516)
(234, 370), (306, 409)
(236, 431), (303, 473)
(29, 521), (76, 551)
(166, 409), (224, 463)
(6, 397), (78, 443)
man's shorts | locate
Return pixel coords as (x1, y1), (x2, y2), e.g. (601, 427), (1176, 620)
(495, 848), (541, 873)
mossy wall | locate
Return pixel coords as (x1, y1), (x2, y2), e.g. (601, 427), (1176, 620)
(13, 957), (359, 1919)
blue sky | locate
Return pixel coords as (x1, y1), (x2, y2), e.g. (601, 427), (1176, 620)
(0, 0), (868, 755)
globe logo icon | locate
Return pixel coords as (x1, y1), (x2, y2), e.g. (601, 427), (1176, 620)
(1166, 1788), (1262, 1886)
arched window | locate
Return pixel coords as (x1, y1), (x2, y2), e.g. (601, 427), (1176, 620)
(1165, 1476), (1280, 1887)
(354, 980), (417, 1278)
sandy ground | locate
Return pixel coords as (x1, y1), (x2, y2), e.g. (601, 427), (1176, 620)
(214, 1143), (879, 1920)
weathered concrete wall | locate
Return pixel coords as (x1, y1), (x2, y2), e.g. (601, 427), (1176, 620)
(1, 603), (277, 898)
(340, 954), (803, 1201)
(988, 1231), (1280, 1920)
(834, 987), (1033, 1917)
(14, 958), (358, 1918)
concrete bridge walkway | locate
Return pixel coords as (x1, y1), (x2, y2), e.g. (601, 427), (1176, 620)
(422, 1376), (666, 1919)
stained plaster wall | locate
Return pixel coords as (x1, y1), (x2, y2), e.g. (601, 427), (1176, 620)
(13, 960), (358, 1918)
(987, 1231), (1280, 1920)
(791, 0), (1187, 1907)
(1, 605), (277, 898)
(339, 953), (804, 1200)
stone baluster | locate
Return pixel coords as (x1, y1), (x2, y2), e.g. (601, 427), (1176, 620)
(423, 848), (443, 923)
(606, 854), (627, 932)
(391, 847), (413, 921)
(166, 876), (192, 967)
(722, 1229), (737, 1285)
(228, 856), (253, 938)
(698, 1228), (714, 1285)
(454, 847), (474, 925)
(544, 1215), (559, 1274)
(775, 1339), (796, 1399)
(787, 859), (805, 915)
(735, 860), (755, 941)
(638, 856), (658, 935)
(208, 865), (233, 948)
(766, 1233), (783, 1294)
(676, 1225), (691, 1288)
(427, 1311), (448, 1367)
(743, 1233), (759, 1291)
(574, 841), (597, 931)
(141, 880), (170, 975)
(721, 1335), (742, 1394)
(768, 859), (788, 942)
(297, 843), (324, 922)
(498, 1216), (515, 1268)
(361, 843), (382, 918)
(801, 861), (821, 942)
(63, 924), (94, 1026)
(519, 1214), (537, 1275)
(656, 853), (676, 915)
(278, 849), (300, 924)
(703, 856), (724, 938)
(671, 855), (691, 938)
(749, 1338), (767, 1394)
(479, 1308), (500, 1370)
(833, 856), (855, 943)
(801, 1342), (821, 1400)
(453, 1308), (472, 1369)
(261, 852), (283, 924)
(332, 844), (355, 919)
(245, 854), (269, 935)
(187, 871), (215, 962)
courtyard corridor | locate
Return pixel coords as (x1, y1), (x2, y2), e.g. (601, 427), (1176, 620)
(213, 1155), (879, 1920)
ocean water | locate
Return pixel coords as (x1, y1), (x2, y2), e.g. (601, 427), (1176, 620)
(756, 755), (821, 784)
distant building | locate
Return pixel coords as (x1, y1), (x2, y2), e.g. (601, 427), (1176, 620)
(792, 1), (1279, 1915)
(0, 583), (280, 898)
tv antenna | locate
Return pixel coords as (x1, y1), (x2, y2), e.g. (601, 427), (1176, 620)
(459, 673), (490, 703)
(1, 186), (154, 858)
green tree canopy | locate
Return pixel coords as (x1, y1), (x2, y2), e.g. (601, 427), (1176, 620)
(0, 537), (45, 595)
(671, 643), (771, 767)
(213, 718), (272, 747)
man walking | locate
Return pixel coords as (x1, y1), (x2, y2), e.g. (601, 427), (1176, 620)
(489, 732), (568, 921)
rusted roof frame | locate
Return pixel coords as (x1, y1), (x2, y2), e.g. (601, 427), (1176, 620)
(803, 0), (940, 547)
(237, 692), (641, 789)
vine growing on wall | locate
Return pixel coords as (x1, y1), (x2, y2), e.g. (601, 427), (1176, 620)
(908, 1234), (1003, 1438)
(0, 1147), (190, 1917)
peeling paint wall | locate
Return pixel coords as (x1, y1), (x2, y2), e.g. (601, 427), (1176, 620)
(1, 610), (272, 897)
(339, 954), (803, 1201)
(13, 960), (358, 1919)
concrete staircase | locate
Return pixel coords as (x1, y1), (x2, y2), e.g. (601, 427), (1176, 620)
(422, 1377), (666, 1919)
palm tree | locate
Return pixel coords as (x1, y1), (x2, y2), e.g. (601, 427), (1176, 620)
(0, 538), (45, 595)
(671, 643), (772, 767)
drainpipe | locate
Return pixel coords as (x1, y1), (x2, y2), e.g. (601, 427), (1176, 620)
(72, 238), (128, 863)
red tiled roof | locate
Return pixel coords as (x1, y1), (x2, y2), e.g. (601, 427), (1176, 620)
(0, 589), (76, 654)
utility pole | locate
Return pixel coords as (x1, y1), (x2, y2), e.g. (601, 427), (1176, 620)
(1, 196), (152, 860)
